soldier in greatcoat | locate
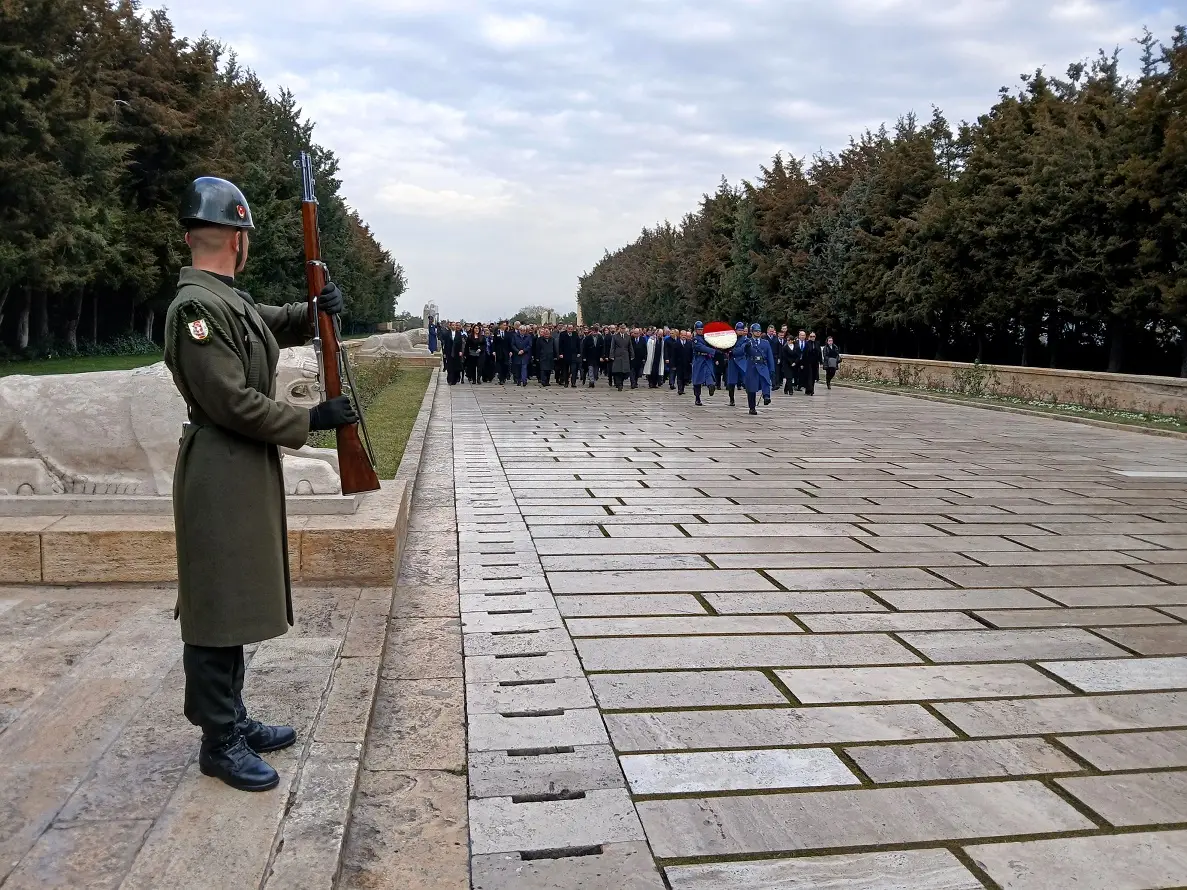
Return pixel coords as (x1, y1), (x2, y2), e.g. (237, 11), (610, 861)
(164, 177), (359, 791)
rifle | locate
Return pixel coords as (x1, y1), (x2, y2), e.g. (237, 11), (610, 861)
(299, 151), (381, 495)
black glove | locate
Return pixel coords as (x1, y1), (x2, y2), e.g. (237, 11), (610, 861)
(318, 282), (344, 315)
(308, 395), (359, 431)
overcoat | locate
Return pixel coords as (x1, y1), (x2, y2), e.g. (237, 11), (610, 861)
(643, 335), (665, 376)
(164, 267), (312, 648)
(610, 333), (632, 374)
(691, 336), (716, 386)
(744, 336), (775, 393)
(534, 333), (556, 372)
(427, 323), (438, 353)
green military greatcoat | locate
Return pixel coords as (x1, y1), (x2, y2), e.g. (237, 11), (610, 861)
(164, 267), (313, 647)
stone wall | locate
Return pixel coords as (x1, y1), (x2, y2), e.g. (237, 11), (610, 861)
(837, 355), (1187, 420)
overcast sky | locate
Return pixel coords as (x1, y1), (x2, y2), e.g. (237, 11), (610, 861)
(153, 0), (1174, 320)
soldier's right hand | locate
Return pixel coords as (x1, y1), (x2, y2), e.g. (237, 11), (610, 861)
(309, 396), (360, 431)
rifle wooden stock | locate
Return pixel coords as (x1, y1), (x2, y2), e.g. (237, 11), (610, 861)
(300, 154), (380, 495)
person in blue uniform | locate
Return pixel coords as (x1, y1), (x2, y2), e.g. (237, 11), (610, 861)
(725, 321), (746, 406)
(690, 321), (717, 407)
(427, 317), (438, 354)
(733, 323), (774, 415)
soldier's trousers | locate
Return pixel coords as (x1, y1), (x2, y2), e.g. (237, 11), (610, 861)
(183, 643), (245, 735)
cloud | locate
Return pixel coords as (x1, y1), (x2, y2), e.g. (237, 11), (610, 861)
(146, 0), (1177, 319)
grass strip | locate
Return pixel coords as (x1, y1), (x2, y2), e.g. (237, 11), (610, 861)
(360, 367), (434, 478)
(0, 353), (163, 376)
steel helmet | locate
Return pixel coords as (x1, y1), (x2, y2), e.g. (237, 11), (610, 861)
(180, 177), (255, 229)
(750, 323), (762, 334)
(694, 320), (704, 329)
(734, 322), (745, 332)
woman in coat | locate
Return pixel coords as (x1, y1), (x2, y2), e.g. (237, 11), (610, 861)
(821, 336), (842, 389)
(781, 338), (798, 395)
(610, 324), (632, 390)
(427, 317), (438, 354)
(464, 324), (484, 384)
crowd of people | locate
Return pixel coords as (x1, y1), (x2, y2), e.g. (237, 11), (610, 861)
(427, 319), (842, 415)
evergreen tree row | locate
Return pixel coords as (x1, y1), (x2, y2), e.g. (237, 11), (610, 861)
(0, 0), (405, 358)
(578, 29), (1187, 376)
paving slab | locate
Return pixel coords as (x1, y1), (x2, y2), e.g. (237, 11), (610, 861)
(966, 830), (1187, 890)
(936, 691), (1187, 736)
(590, 670), (786, 709)
(637, 780), (1093, 857)
(778, 663), (1071, 703)
(606, 704), (955, 751)
(620, 748), (857, 794)
(1058, 771), (1187, 826)
(576, 633), (919, 670)
(845, 738), (1081, 782)
(1093, 623), (1187, 654)
(1039, 655), (1187, 692)
(703, 591), (887, 613)
(468, 745), (625, 798)
(469, 789), (644, 855)
(665, 849), (984, 890)
(897, 628), (1128, 662)
(1056, 729), (1187, 770)
(472, 843), (664, 890)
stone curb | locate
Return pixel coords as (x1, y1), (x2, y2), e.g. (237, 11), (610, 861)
(840, 381), (1187, 442)
(262, 369), (441, 890)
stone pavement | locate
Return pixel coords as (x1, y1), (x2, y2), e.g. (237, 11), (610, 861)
(453, 379), (1187, 889)
(0, 582), (389, 888)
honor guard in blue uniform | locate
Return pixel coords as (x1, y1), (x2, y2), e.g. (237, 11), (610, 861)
(732, 323), (775, 415)
(690, 321), (717, 406)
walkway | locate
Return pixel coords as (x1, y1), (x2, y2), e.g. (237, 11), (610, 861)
(453, 380), (1187, 889)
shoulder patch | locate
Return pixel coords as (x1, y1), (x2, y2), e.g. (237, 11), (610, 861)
(186, 319), (211, 342)
(174, 300), (226, 350)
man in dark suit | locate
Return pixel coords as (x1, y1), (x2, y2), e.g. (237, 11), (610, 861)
(765, 326), (782, 392)
(582, 325), (603, 387)
(493, 321), (511, 384)
(795, 330), (819, 395)
(671, 329), (694, 395)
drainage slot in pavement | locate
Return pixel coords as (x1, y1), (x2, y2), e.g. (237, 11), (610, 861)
(490, 629), (540, 636)
(500, 708), (565, 718)
(498, 678), (556, 687)
(488, 609), (532, 615)
(506, 746), (575, 757)
(493, 652), (548, 659)
(519, 845), (603, 861)
(512, 791), (587, 804)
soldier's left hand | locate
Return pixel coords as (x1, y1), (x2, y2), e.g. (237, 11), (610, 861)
(318, 282), (345, 315)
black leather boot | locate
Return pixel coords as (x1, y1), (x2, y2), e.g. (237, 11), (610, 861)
(199, 729), (280, 791)
(240, 718), (297, 753)
(235, 693), (297, 754)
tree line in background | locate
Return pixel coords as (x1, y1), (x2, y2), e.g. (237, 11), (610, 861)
(578, 28), (1187, 376)
(0, 0), (405, 359)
